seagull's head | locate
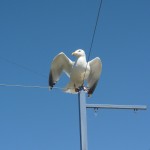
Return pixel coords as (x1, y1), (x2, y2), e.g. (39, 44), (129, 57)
(72, 49), (86, 58)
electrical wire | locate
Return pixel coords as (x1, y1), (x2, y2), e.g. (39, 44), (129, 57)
(82, 0), (103, 85)
(0, 56), (47, 79)
(0, 83), (63, 90)
(88, 0), (103, 62)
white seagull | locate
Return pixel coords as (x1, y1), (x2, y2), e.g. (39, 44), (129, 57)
(49, 49), (102, 97)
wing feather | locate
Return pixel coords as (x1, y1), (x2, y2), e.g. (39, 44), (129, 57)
(87, 57), (102, 96)
(49, 52), (74, 89)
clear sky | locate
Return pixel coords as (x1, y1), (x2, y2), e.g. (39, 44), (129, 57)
(0, 0), (150, 150)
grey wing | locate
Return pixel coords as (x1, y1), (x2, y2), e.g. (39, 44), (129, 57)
(87, 57), (102, 96)
(49, 52), (74, 89)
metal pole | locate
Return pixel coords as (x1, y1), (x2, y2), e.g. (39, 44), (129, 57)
(78, 90), (88, 150)
(77, 91), (147, 150)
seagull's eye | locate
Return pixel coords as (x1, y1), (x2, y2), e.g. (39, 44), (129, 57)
(78, 50), (81, 52)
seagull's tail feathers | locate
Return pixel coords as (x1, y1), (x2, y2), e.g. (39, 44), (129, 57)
(63, 82), (77, 94)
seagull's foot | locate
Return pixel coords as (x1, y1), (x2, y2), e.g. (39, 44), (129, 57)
(75, 88), (80, 92)
(76, 86), (89, 92)
(87, 88), (93, 97)
(74, 85), (89, 93)
(74, 84), (80, 92)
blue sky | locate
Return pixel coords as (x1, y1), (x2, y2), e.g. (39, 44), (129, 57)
(0, 0), (150, 150)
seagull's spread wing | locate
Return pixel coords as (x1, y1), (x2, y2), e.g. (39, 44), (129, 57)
(87, 57), (102, 96)
(49, 52), (74, 88)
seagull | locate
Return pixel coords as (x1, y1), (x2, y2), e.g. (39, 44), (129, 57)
(49, 49), (102, 97)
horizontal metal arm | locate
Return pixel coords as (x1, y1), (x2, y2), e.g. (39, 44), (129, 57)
(86, 104), (147, 110)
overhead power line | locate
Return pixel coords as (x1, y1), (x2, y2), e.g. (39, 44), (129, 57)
(87, 0), (103, 62)
(0, 56), (47, 79)
(83, 0), (103, 85)
(0, 83), (63, 90)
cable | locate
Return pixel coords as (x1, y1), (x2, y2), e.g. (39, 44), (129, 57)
(0, 83), (63, 90)
(88, 0), (103, 62)
(0, 56), (47, 79)
(82, 0), (103, 85)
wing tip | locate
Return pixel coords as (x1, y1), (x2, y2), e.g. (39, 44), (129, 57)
(49, 72), (56, 89)
(87, 82), (98, 97)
